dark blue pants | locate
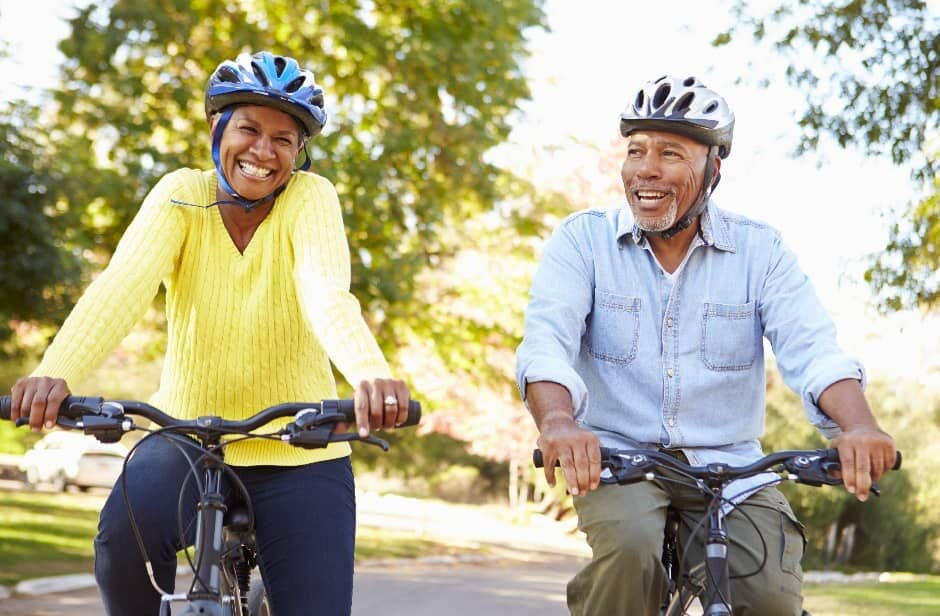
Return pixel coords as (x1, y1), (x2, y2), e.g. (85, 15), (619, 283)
(94, 434), (356, 615)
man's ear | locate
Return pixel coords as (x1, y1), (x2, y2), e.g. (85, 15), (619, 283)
(710, 155), (722, 189)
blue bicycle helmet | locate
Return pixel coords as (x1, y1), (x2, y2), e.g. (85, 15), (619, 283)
(205, 51), (327, 138)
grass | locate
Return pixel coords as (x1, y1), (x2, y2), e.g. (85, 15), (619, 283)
(0, 490), (102, 585)
(803, 577), (940, 616)
(0, 488), (482, 587)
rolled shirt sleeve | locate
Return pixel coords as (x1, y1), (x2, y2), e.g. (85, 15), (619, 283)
(759, 233), (865, 439)
(516, 215), (598, 419)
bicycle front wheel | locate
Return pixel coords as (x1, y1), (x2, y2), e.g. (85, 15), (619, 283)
(663, 562), (705, 616)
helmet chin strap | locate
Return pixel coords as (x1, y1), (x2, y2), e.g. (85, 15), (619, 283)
(643, 145), (720, 239)
(211, 108), (294, 212)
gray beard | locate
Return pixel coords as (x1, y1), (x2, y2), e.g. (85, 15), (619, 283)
(631, 200), (678, 233)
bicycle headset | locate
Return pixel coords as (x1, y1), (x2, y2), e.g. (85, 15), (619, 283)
(619, 75), (735, 238)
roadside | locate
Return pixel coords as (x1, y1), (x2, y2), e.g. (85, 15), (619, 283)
(0, 488), (589, 601)
(2, 484), (935, 610)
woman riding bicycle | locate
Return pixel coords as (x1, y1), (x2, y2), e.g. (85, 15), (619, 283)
(7, 51), (410, 616)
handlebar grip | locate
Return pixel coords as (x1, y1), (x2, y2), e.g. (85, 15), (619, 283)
(533, 447), (613, 469)
(333, 399), (422, 427)
(824, 447), (903, 470)
(0, 395), (105, 423)
(402, 400), (422, 427)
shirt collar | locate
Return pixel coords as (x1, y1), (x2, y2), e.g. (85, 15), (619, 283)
(616, 201), (736, 253)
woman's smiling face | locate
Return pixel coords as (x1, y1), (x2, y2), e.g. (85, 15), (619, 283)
(213, 105), (304, 200)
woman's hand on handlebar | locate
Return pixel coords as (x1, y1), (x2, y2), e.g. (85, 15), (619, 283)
(9, 376), (71, 432)
(348, 378), (411, 437)
(537, 414), (601, 496)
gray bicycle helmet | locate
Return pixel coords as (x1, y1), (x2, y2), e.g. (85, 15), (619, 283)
(205, 51), (327, 139)
(619, 75), (734, 159)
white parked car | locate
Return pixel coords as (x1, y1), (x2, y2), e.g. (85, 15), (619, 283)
(20, 431), (128, 491)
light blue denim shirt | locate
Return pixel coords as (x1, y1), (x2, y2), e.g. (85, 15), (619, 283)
(516, 202), (864, 490)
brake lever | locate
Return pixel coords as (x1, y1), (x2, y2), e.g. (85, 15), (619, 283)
(605, 453), (655, 486)
(785, 455), (842, 487)
(285, 424), (334, 449)
(284, 423), (390, 451)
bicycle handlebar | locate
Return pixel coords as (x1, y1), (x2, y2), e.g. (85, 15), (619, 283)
(533, 446), (902, 491)
(0, 395), (421, 449)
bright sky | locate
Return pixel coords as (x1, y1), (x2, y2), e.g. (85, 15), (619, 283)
(1, 0), (937, 385)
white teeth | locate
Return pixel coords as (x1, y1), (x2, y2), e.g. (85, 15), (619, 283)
(637, 191), (668, 199)
(239, 162), (273, 178)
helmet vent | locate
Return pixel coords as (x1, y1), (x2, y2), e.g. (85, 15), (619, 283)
(704, 101), (719, 114)
(251, 61), (269, 86)
(652, 84), (671, 108)
(674, 92), (695, 113)
(683, 76), (697, 87)
(285, 76), (305, 93)
(634, 91), (646, 111)
(274, 56), (287, 77)
(218, 67), (239, 83)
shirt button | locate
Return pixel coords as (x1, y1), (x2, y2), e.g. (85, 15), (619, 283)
(668, 418), (676, 427)
(666, 318), (674, 327)
(666, 368), (674, 377)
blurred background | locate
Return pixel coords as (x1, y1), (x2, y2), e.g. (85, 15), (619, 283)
(0, 0), (937, 582)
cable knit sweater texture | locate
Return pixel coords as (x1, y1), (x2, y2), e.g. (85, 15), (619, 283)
(34, 168), (391, 466)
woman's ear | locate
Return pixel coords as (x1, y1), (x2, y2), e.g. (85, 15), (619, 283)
(209, 113), (222, 137)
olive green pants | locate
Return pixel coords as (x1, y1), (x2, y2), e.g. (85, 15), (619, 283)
(568, 477), (805, 615)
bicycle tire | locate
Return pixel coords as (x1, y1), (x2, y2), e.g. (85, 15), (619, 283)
(247, 577), (271, 616)
(663, 561), (706, 616)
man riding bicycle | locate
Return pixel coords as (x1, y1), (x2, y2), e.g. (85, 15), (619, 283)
(515, 75), (897, 615)
(7, 51), (411, 616)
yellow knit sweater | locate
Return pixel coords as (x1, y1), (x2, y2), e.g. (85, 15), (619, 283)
(34, 168), (391, 466)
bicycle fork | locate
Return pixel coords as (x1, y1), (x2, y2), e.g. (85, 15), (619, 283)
(160, 457), (233, 616)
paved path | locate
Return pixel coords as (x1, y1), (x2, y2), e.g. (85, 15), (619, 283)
(0, 555), (586, 615)
(0, 489), (589, 614)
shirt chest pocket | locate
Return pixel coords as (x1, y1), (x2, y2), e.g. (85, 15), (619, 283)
(587, 291), (641, 365)
(701, 301), (757, 371)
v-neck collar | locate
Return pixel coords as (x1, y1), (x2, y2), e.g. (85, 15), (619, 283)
(209, 174), (277, 256)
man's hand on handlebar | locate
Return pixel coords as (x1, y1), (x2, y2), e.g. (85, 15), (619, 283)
(9, 376), (71, 432)
(537, 414), (601, 496)
(831, 426), (897, 503)
(347, 378), (411, 438)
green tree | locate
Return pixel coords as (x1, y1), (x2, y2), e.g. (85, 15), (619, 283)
(762, 368), (939, 572)
(0, 100), (82, 355)
(715, 0), (939, 311)
(51, 0), (547, 345)
(1, 1), (551, 475)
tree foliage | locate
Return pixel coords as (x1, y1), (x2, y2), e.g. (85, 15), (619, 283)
(46, 0), (546, 343)
(0, 0), (556, 477)
(762, 368), (939, 572)
(716, 0), (940, 312)
(0, 101), (82, 353)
